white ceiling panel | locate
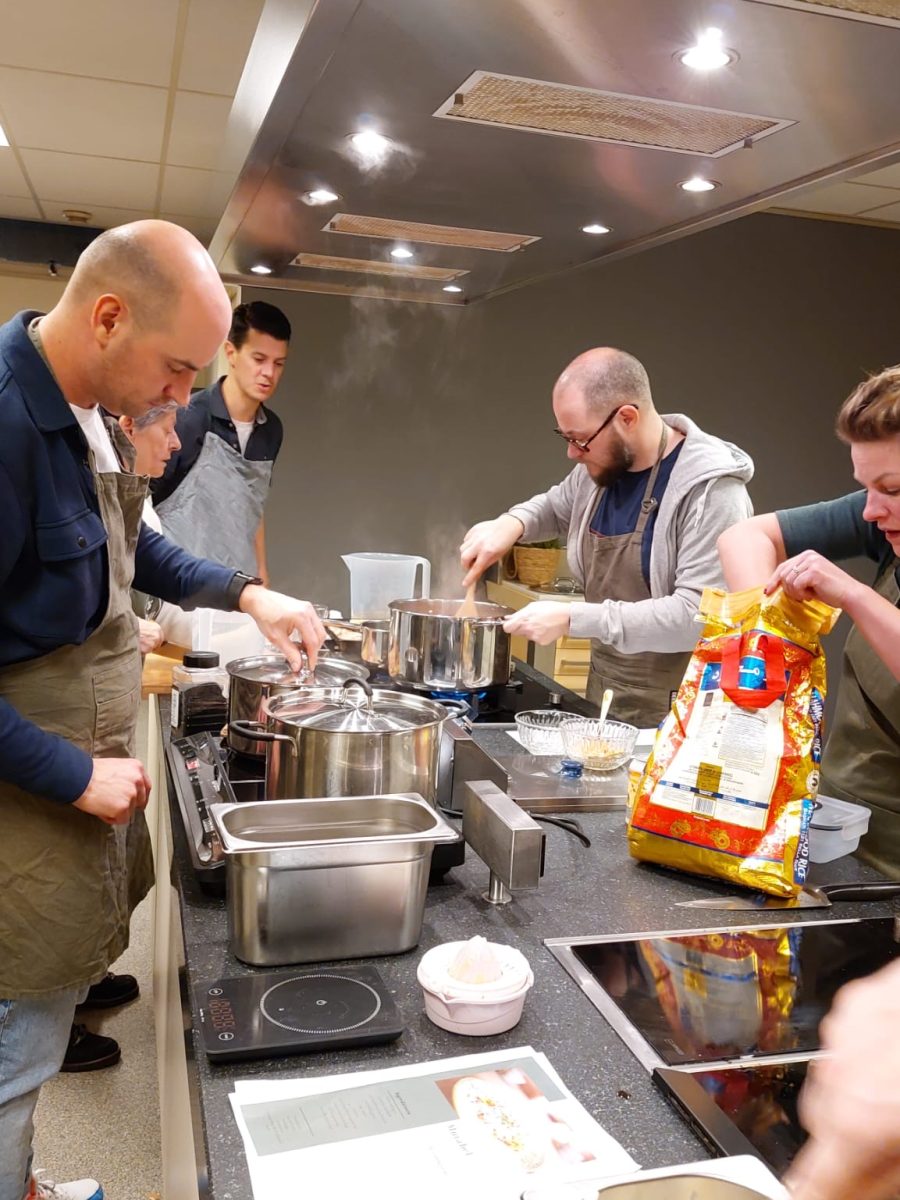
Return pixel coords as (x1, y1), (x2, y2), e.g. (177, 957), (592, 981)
(854, 161), (900, 190)
(1, 0), (181, 88)
(160, 166), (234, 217)
(774, 180), (900, 215)
(178, 0), (265, 97)
(166, 92), (233, 170)
(41, 202), (154, 229)
(0, 69), (167, 161)
(0, 148), (32, 197)
(20, 150), (159, 210)
(0, 195), (41, 220)
(856, 198), (900, 224)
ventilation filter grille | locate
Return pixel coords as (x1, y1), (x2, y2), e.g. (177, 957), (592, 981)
(752, 0), (900, 23)
(291, 252), (467, 281)
(435, 71), (794, 157)
(324, 212), (538, 252)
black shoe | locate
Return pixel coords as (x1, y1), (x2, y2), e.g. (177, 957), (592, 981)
(61, 1024), (121, 1073)
(75, 971), (140, 1011)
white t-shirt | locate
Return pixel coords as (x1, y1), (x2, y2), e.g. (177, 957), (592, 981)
(69, 403), (121, 474)
(233, 418), (255, 455)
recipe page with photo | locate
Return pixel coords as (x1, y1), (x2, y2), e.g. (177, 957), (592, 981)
(230, 1048), (639, 1199)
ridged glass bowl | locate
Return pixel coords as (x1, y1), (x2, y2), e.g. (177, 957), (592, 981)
(514, 709), (570, 755)
(561, 717), (639, 772)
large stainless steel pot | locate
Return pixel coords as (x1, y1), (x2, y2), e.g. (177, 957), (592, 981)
(387, 598), (513, 690)
(230, 679), (463, 802)
(226, 653), (368, 757)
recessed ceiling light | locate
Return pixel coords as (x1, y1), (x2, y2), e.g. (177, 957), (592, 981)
(390, 246), (414, 260)
(250, 264), (273, 275)
(442, 284), (463, 293)
(349, 130), (393, 161)
(582, 223), (611, 235)
(679, 176), (719, 193)
(679, 28), (734, 71)
(0, 123), (8, 148)
(303, 188), (340, 205)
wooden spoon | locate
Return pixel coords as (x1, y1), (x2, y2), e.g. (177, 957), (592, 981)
(456, 580), (479, 618)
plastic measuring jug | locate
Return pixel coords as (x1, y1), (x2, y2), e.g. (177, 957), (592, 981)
(342, 553), (431, 619)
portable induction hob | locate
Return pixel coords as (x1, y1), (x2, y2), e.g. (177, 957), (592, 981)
(196, 964), (404, 1062)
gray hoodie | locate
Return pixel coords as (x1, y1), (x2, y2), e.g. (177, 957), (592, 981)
(507, 414), (754, 654)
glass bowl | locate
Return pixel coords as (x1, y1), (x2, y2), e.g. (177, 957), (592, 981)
(514, 709), (570, 755)
(561, 717), (639, 772)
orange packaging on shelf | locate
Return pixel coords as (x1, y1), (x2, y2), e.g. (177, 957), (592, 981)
(627, 586), (839, 898)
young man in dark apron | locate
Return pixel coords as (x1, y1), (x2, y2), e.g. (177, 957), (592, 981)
(719, 364), (900, 880)
(461, 347), (754, 728)
(152, 301), (291, 583)
(0, 222), (324, 1200)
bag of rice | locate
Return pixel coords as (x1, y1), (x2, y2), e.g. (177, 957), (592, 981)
(627, 586), (838, 897)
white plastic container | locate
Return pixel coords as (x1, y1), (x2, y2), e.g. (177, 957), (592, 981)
(809, 794), (871, 864)
(417, 940), (534, 1035)
(342, 552), (431, 619)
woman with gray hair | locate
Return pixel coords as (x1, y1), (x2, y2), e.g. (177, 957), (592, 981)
(119, 403), (193, 649)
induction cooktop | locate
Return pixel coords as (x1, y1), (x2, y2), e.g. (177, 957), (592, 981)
(546, 916), (900, 1072)
(196, 964), (404, 1062)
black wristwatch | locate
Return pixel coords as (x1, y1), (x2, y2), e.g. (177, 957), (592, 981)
(226, 571), (264, 610)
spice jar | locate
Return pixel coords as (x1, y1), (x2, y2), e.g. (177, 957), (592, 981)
(171, 650), (228, 739)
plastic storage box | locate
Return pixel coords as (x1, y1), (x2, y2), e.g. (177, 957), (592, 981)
(809, 794), (871, 864)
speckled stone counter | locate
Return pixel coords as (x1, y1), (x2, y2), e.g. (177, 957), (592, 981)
(161, 699), (899, 1199)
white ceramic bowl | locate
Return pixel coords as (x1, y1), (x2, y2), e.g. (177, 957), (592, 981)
(417, 941), (534, 1035)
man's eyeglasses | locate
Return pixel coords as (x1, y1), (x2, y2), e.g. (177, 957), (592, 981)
(553, 405), (624, 453)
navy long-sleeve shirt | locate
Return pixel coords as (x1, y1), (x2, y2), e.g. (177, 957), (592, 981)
(0, 311), (240, 803)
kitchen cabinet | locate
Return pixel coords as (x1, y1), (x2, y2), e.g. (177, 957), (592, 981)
(486, 578), (591, 696)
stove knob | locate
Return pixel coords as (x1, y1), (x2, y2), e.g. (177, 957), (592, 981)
(548, 691), (563, 707)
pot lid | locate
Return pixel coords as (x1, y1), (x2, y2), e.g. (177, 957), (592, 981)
(266, 683), (447, 733)
(227, 653), (367, 687)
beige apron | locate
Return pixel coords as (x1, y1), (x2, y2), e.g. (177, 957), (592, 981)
(582, 426), (690, 727)
(0, 467), (154, 998)
(820, 560), (900, 879)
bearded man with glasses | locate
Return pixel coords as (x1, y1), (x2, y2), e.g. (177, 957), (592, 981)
(460, 347), (754, 726)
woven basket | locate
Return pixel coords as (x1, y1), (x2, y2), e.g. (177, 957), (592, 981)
(514, 546), (558, 588)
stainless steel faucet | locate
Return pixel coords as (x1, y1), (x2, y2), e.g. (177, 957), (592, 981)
(462, 780), (544, 904)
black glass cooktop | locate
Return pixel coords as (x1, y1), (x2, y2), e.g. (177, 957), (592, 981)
(655, 1061), (810, 1176)
(196, 964), (404, 1062)
(553, 916), (900, 1069)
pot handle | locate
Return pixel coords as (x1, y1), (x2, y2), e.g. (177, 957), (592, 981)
(229, 720), (298, 757)
(340, 678), (374, 708)
(440, 699), (471, 723)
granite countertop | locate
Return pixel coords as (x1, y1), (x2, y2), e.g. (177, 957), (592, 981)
(163, 704), (899, 1198)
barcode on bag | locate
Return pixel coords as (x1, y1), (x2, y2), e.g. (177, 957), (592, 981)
(693, 795), (717, 818)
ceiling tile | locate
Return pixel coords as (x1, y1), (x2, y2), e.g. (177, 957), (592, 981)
(160, 166), (233, 217)
(41, 202), (154, 229)
(0, 0), (180, 87)
(854, 199), (900, 225)
(20, 150), (159, 210)
(853, 162), (900, 190)
(166, 92), (233, 170)
(774, 181), (900, 215)
(178, 0), (265, 96)
(0, 195), (42, 220)
(160, 212), (219, 243)
(0, 148), (32, 198)
(0, 69), (167, 161)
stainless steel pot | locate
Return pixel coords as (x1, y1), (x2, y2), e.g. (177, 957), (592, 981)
(230, 679), (464, 802)
(387, 598), (513, 690)
(360, 619), (390, 668)
(226, 653), (368, 757)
